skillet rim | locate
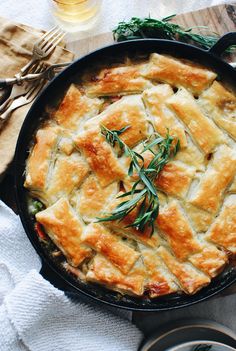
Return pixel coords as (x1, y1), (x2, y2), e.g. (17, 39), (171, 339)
(14, 38), (236, 311)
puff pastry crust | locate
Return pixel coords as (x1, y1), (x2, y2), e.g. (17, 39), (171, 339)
(167, 88), (226, 154)
(75, 127), (126, 187)
(84, 95), (149, 147)
(36, 198), (92, 266)
(81, 223), (140, 274)
(158, 246), (210, 294)
(206, 196), (236, 254)
(142, 53), (216, 94)
(156, 201), (201, 261)
(126, 151), (196, 198)
(86, 254), (145, 296)
(189, 145), (236, 213)
(189, 245), (228, 278)
(54, 84), (102, 130)
(84, 64), (151, 97)
(46, 153), (90, 204)
(77, 175), (118, 222)
(25, 52), (236, 299)
(24, 125), (60, 200)
(105, 191), (159, 248)
(142, 85), (187, 147)
(139, 244), (178, 297)
(199, 81), (236, 140)
(184, 203), (214, 233)
(155, 161), (195, 198)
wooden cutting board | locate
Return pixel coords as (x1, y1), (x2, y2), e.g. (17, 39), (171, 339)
(67, 3), (236, 60)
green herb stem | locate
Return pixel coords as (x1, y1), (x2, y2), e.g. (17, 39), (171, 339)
(113, 16), (235, 53)
(97, 125), (179, 235)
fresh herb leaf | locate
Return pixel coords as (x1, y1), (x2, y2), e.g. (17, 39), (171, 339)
(174, 139), (180, 155)
(113, 16), (235, 53)
(97, 126), (179, 235)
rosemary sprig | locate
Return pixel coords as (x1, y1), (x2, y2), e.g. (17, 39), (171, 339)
(97, 125), (179, 235)
(113, 16), (235, 53)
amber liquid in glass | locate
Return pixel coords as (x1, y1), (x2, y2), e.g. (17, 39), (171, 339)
(52, 0), (102, 32)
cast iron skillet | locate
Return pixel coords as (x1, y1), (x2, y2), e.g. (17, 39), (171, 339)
(14, 32), (236, 311)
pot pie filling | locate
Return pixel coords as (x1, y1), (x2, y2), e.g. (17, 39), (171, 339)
(25, 53), (236, 299)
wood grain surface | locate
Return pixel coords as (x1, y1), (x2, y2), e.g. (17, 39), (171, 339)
(67, 3), (236, 61)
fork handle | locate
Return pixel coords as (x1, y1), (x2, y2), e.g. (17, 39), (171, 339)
(0, 79), (10, 88)
(0, 97), (23, 129)
(0, 94), (13, 113)
(0, 86), (11, 105)
(0, 78), (18, 88)
(0, 108), (12, 121)
(18, 58), (38, 78)
(0, 105), (14, 130)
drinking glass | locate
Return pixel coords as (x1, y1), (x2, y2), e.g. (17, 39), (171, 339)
(49, 0), (103, 33)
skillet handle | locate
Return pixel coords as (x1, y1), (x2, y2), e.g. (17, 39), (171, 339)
(209, 32), (236, 57)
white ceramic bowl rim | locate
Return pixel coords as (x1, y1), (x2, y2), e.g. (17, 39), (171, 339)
(168, 340), (236, 351)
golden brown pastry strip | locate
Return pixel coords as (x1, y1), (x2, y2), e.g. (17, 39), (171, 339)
(142, 84), (187, 147)
(189, 145), (236, 213)
(36, 198), (92, 267)
(199, 81), (236, 140)
(81, 223), (140, 274)
(24, 125), (60, 195)
(77, 175), (118, 222)
(139, 244), (178, 297)
(167, 88), (226, 154)
(206, 196), (236, 254)
(156, 201), (201, 261)
(54, 84), (102, 130)
(84, 64), (151, 97)
(84, 95), (149, 148)
(86, 254), (145, 296)
(105, 191), (159, 248)
(158, 246), (210, 294)
(75, 127), (126, 187)
(142, 53), (216, 94)
(189, 245), (228, 278)
(46, 153), (89, 204)
(155, 161), (195, 198)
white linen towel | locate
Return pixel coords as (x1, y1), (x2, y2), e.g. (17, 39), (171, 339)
(0, 200), (142, 351)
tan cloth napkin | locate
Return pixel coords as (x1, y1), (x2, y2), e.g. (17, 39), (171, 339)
(0, 16), (74, 177)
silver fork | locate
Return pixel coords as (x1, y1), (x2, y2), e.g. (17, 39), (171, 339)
(0, 62), (71, 88)
(16, 26), (65, 78)
(0, 64), (45, 113)
(0, 79), (46, 129)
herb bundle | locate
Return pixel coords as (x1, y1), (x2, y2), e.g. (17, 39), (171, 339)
(113, 15), (234, 53)
(97, 125), (179, 235)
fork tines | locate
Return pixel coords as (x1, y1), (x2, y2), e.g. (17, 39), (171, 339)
(36, 26), (65, 56)
(26, 79), (46, 101)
